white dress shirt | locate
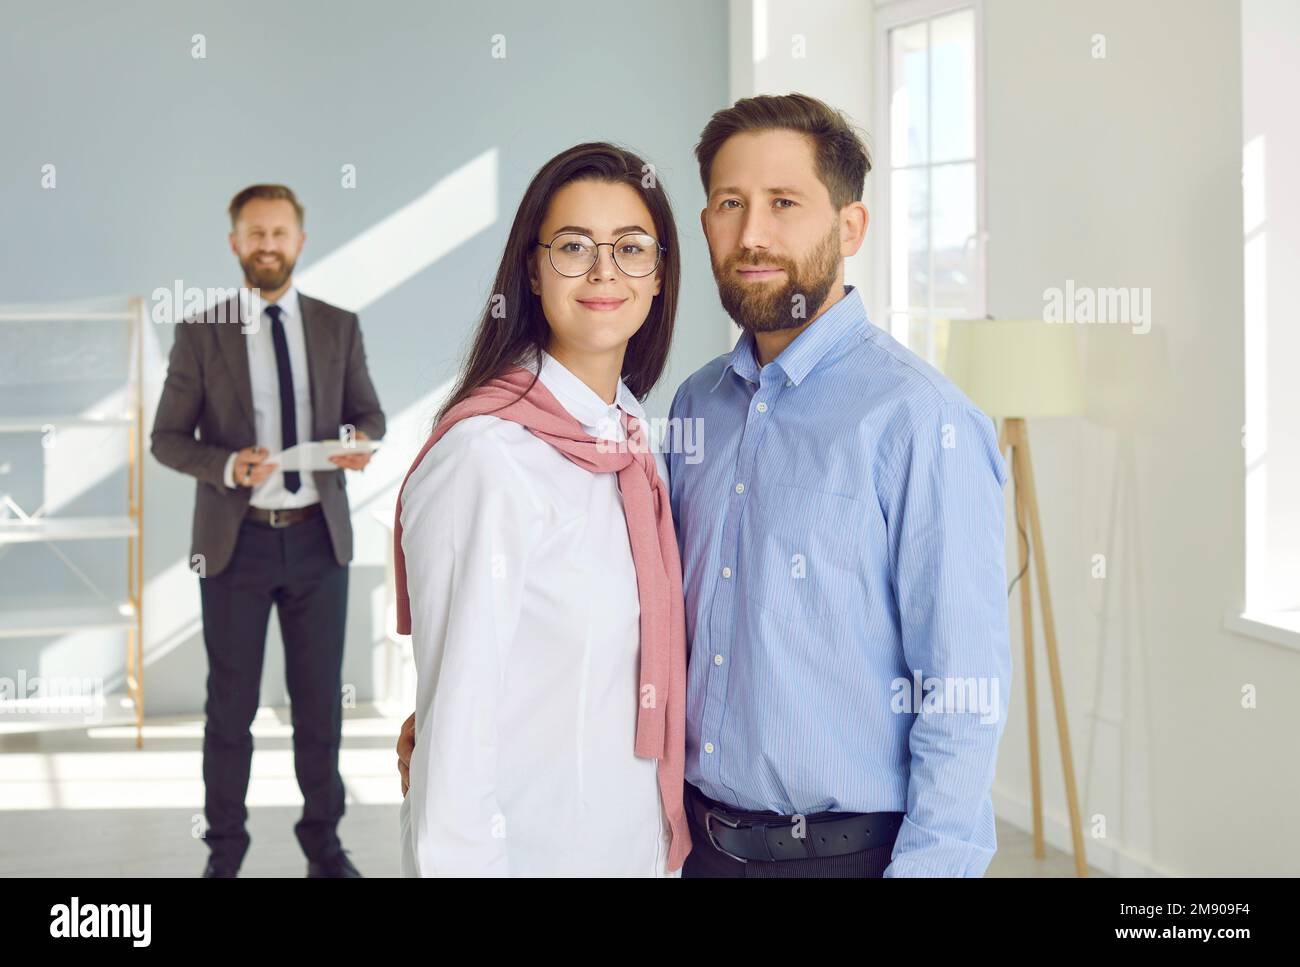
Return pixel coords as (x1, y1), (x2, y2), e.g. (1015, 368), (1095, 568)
(397, 350), (676, 877)
(222, 285), (320, 508)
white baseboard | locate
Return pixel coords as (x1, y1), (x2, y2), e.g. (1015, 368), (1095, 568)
(992, 785), (1176, 877)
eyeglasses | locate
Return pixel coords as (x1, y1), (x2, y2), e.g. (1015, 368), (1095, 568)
(537, 232), (665, 278)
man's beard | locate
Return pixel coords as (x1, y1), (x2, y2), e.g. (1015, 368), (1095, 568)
(712, 224), (840, 334)
(239, 252), (295, 293)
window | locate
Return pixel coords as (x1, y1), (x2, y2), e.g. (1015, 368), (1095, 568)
(875, 0), (985, 364)
(1230, 0), (1300, 651)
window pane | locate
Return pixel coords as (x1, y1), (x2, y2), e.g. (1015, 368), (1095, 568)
(930, 162), (978, 311)
(890, 167), (929, 311)
(888, 310), (910, 343)
(890, 21), (929, 167)
(930, 9), (975, 163)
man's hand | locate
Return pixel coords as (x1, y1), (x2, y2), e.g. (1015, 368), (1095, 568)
(397, 710), (416, 796)
(234, 446), (277, 487)
(329, 430), (374, 471)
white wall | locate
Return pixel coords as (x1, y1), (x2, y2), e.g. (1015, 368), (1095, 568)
(982, 0), (1300, 878)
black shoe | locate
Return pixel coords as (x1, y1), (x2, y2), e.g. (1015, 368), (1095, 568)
(202, 858), (237, 878)
(307, 849), (363, 878)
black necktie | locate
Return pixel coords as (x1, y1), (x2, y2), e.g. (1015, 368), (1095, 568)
(266, 304), (300, 493)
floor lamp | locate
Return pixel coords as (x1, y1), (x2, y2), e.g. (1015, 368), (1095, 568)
(943, 319), (1089, 877)
(1080, 326), (1172, 869)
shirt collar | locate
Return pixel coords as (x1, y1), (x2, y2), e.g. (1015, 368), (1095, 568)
(711, 285), (869, 391)
(238, 283), (300, 324)
(525, 349), (645, 439)
(273, 285), (301, 321)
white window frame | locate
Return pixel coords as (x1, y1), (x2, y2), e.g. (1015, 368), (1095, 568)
(872, 0), (988, 360)
(1225, 0), (1300, 654)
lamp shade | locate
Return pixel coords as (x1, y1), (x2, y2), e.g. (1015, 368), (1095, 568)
(940, 319), (1085, 419)
(1080, 324), (1173, 431)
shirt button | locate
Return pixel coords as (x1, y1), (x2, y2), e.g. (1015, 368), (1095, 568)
(714, 654), (724, 666)
(786, 379), (793, 387)
(734, 482), (745, 494)
(704, 742), (715, 754)
(756, 402), (768, 413)
(721, 566), (732, 579)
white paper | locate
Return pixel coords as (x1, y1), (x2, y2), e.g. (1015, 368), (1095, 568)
(276, 439), (382, 472)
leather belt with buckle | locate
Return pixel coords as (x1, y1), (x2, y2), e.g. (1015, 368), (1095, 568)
(245, 503), (322, 528)
(687, 784), (904, 863)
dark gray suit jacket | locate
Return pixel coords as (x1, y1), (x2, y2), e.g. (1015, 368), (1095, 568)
(151, 293), (386, 578)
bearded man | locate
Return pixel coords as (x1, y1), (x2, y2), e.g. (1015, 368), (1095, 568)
(667, 93), (1013, 878)
(152, 184), (386, 878)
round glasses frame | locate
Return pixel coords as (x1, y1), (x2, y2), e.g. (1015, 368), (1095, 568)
(536, 232), (666, 278)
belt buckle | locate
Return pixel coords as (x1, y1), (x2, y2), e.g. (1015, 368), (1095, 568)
(704, 808), (749, 864)
(268, 508), (289, 528)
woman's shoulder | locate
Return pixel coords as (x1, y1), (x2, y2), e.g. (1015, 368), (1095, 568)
(401, 415), (539, 517)
(431, 413), (533, 463)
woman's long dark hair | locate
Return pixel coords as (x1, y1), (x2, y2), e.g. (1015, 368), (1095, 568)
(436, 142), (680, 425)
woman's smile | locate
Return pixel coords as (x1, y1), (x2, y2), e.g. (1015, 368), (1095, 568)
(576, 296), (628, 311)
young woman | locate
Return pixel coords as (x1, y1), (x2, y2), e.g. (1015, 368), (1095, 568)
(393, 143), (691, 876)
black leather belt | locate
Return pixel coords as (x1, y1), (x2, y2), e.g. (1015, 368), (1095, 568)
(687, 783), (904, 863)
(245, 503), (322, 528)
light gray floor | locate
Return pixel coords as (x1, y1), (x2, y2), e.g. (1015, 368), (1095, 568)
(0, 704), (1103, 877)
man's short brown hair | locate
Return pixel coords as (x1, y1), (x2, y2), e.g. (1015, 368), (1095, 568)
(694, 93), (872, 210)
(228, 184), (304, 227)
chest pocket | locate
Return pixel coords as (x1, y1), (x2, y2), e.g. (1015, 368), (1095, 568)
(745, 483), (866, 620)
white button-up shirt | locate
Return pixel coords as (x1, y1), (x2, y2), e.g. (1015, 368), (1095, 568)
(223, 285), (320, 508)
(397, 350), (675, 877)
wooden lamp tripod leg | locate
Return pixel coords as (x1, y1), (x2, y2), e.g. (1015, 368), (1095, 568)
(1003, 420), (1045, 859)
(1004, 417), (1089, 877)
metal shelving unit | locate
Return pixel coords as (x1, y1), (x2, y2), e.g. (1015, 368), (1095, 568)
(0, 297), (145, 747)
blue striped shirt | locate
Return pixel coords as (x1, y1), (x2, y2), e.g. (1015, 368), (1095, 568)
(666, 286), (1012, 877)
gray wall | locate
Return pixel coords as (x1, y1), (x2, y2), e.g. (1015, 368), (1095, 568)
(0, 0), (731, 717)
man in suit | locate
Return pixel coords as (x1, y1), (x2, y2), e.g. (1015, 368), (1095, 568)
(152, 184), (386, 878)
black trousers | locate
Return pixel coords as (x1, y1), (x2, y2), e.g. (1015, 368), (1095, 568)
(681, 783), (900, 878)
(198, 511), (348, 872)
